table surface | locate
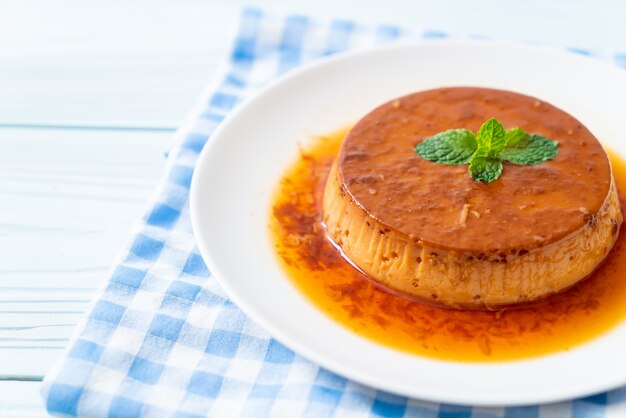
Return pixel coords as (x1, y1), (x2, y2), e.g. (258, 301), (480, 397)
(3, 0), (626, 415)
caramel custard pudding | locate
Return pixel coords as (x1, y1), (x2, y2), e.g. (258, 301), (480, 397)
(324, 87), (621, 309)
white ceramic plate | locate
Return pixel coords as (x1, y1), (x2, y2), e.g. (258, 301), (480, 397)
(190, 40), (626, 406)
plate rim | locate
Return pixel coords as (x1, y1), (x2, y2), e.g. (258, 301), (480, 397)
(190, 39), (626, 406)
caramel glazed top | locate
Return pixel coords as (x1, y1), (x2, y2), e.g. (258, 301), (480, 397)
(338, 87), (611, 253)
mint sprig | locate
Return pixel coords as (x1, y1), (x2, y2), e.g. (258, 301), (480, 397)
(415, 117), (558, 183)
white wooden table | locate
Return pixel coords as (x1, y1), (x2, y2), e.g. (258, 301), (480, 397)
(2, 1), (625, 415)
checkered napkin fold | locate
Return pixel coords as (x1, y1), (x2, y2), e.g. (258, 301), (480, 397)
(41, 8), (626, 418)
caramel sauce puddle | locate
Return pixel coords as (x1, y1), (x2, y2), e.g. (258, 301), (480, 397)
(270, 129), (626, 362)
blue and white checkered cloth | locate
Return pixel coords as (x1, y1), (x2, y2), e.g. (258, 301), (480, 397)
(41, 8), (626, 418)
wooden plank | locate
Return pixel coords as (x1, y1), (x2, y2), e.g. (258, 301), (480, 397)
(0, 0), (225, 128)
(0, 348), (65, 379)
(0, 58), (217, 129)
(0, 127), (169, 377)
(0, 381), (48, 418)
(0, 128), (169, 275)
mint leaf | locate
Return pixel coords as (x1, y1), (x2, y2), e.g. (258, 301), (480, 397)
(505, 127), (527, 147)
(469, 118), (506, 182)
(415, 129), (477, 165)
(469, 155), (503, 183)
(500, 134), (558, 165)
(476, 117), (506, 157)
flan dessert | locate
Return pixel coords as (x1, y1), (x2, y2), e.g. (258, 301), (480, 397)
(322, 87), (622, 309)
